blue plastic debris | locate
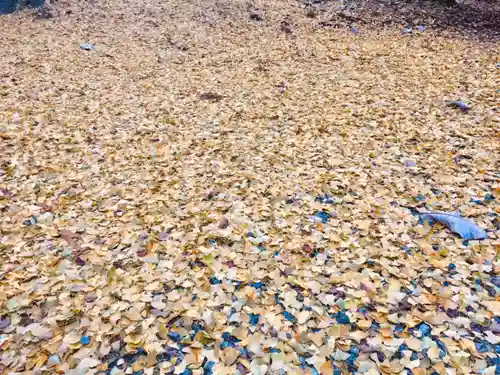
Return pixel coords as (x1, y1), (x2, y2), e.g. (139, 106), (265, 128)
(471, 322), (485, 333)
(402, 27), (411, 34)
(222, 332), (241, 343)
(80, 336), (90, 345)
(167, 332), (181, 342)
(315, 195), (334, 204)
(475, 340), (492, 353)
(394, 343), (409, 359)
(484, 284), (496, 297)
(268, 347), (281, 353)
(79, 43), (96, 51)
(191, 322), (203, 335)
(314, 211), (330, 223)
(209, 276), (221, 285)
(348, 346), (360, 357)
(23, 216), (37, 226)
(282, 311), (297, 323)
(375, 350), (384, 362)
(203, 360), (215, 375)
(249, 313), (260, 326)
(334, 311), (350, 324)
(416, 322), (431, 336)
(106, 348), (146, 371)
(232, 280), (244, 289)
(487, 356), (500, 367)
(472, 197), (485, 205)
(430, 188), (442, 196)
(394, 324), (405, 334)
(239, 347), (251, 360)
(436, 340), (447, 358)
(274, 293), (282, 306)
(298, 355), (306, 366)
(249, 281), (265, 289)
(417, 25), (425, 32)
(350, 25), (358, 34)
(417, 211), (488, 240)
(404, 159), (417, 168)
(446, 100), (470, 112)
(490, 276), (500, 288)
(415, 194), (426, 202)
(220, 340), (236, 349)
(448, 263), (456, 271)
(346, 350), (358, 372)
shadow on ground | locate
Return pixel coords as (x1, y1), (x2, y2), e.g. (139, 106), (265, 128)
(300, 0), (500, 41)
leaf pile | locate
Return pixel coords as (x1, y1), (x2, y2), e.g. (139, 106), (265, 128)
(0, 0), (498, 374)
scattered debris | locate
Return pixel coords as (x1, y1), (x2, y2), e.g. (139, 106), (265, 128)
(417, 211), (488, 240)
(403, 159), (417, 168)
(446, 100), (471, 111)
(280, 20), (293, 34)
(249, 11), (264, 21)
(305, 8), (317, 18)
(79, 43), (96, 51)
(0, 0), (498, 374)
(199, 92), (223, 101)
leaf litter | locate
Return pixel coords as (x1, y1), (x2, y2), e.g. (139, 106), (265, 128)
(0, 0), (499, 374)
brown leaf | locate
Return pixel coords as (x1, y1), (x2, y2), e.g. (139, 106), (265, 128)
(59, 230), (81, 252)
(220, 347), (239, 366)
(320, 361), (334, 375)
(199, 92), (223, 101)
(218, 217), (229, 229)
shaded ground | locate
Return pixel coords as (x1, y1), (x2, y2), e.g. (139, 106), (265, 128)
(299, 0), (500, 41)
(0, 0), (499, 374)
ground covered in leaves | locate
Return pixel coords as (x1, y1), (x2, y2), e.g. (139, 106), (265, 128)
(0, 0), (499, 374)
